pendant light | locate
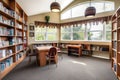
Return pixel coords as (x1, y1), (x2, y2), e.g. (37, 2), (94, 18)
(50, 0), (60, 12)
(85, 0), (96, 17)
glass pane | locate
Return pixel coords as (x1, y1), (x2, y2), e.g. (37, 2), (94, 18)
(72, 3), (89, 17)
(91, 2), (104, 13)
(60, 0), (73, 10)
(35, 27), (46, 32)
(61, 27), (71, 33)
(61, 33), (71, 40)
(88, 32), (102, 40)
(47, 34), (57, 40)
(35, 33), (45, 41)
(106, 22), (112, 31)
(73, 25), (85, 32)
(61, 9), (71, 20)
(47, 28), (57, 33)
(106, 31), (111, 40)
(87, 22), (103, 31)
(73, 32), (84, 40)
(105, 1), (114, 11)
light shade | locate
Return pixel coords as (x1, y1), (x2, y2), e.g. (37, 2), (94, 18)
(85, 6), (96, 17)
(50, 2), (60, 12)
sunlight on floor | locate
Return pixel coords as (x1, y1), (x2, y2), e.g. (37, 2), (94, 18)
(69, 60), (87, 66)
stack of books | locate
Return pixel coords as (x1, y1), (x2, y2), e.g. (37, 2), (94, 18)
(16, 52), (24, 61)
(0, 26), (14, 36)
(15, 12), (21, 20)
(16, 45), (23, 51)
(0, 49), (13, 59)
(0, 2), (15, 17)
(0, 57), (13, 72)
(16, 38), (23, 44)
(16, 30), (22, 36)
(16, 23), (22, 29)
(0, 15), (14, 26)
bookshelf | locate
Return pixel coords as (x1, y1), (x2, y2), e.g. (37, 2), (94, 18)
(111, 6), (120, 80)
(0, 0), (28, 79)
(59, 41), (111, 58)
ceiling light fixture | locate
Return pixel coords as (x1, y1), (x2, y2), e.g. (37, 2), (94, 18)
(50, 0), (60, 12)
(85, 0), (96, 17)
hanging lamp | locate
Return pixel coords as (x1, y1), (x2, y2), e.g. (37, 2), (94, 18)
(85, 0), (96, 17)
(50, 0), (60, 12)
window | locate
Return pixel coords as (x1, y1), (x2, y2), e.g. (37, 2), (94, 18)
(61, 25), (85, 40)
(105, 22), (112, 40)
(61, 22), (111, 41)
(61, 1), (114, 20)
(35, 27), (57, 41)
(61, 9), (71, 20)
(87, 23), (103, 40)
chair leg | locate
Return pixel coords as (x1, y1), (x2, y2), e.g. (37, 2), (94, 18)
(29, 56), (31, 63)
(48, 59), (50, 69)
(56, 63), (57, 67)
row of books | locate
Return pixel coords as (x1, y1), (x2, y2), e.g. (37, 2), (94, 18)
(0, 15), (14, 26)
(15, 12), (21, 21)
(24, 37), (27, 40)
(16, 38), (23, 44)
(16, 45), (23, 52)
(33, 44), (53, 48)
(0, 49), (13, 59)
(113, 32), (117, 40)
(16, 30), (22, 36)
(0, 57), (13, 72)
(91, 46), (109, 51)
(60, 44), (68, 48)
(23, 17), (27, 24)
(24, 40), (27, 43)
(113, 23), (117, 30)
(24, 26), (27, 31)
(113, 51), (116, 59)
(23, 44), (27, 48)
(16, 52), (24, 61)
(0, 37), (15, 47)
(0, 2), (15, 17)
(24, 32), (27, 36)
(16, 23), (22, 29)
(0, 26), (14, 36)
(113, 41), (117, 49)
(113, 63), (117, 72)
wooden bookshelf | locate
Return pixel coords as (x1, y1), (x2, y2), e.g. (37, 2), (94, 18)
(111, 6), (120, 80)
(59, 41), (111, 59)
(0, 0), (28, 79)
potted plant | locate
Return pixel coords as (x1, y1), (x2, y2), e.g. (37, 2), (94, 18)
(45, 16), (50, 24)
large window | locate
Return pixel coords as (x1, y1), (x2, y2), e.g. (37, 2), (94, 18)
(35, 27), (57, 41)
(61, 25), (85, 40)
(61, 22), (111, 41)
(87, 23), (103, 40)
(61, 1), (114, 20)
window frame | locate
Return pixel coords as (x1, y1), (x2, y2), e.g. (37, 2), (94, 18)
(35, 27), (58, 41)
(61, 1), (114, 20)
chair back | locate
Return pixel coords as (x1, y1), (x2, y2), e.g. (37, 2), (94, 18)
(48, 47), (57, 57)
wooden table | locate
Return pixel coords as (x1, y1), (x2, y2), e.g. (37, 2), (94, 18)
(36, 46), (58, 67)
(67, 45), (82, 56)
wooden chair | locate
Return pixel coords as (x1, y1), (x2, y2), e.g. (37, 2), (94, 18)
(26, 48), (38, 63)
(46, 47), (58, 67)
(57, 47), (63, 59)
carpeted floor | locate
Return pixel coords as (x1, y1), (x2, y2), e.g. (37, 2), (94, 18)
(3, 54), (118, 80)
